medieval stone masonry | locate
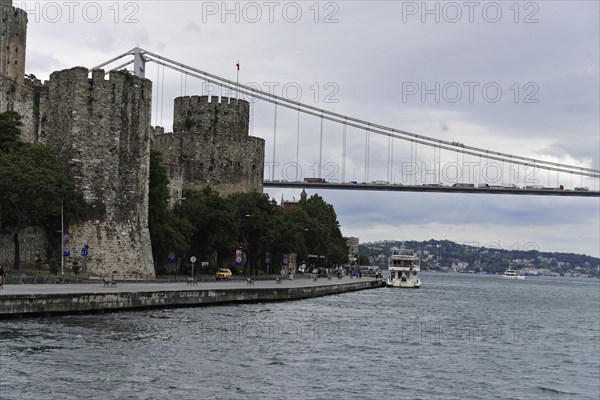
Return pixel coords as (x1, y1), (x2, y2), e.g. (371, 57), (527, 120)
(152, 95), (265, 203)
(0, 0), (265, 276)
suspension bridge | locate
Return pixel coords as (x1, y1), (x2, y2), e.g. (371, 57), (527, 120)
(94, 48), (600, 198)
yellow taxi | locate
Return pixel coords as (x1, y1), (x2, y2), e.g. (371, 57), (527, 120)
(215, 268), (232, 281)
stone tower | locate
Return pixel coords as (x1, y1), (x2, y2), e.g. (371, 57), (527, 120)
(0, 0), (45, 144)
(1, 2), (156, 277)
(153, 95), (264, 201)
(0, 0), (27, 84)
(45, 67), (155, 277)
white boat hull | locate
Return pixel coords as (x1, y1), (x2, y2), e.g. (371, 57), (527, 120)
(386, 278), (421, 288)
(502, 275), (525, 280)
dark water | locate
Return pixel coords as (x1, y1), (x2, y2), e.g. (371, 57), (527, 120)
(1, 273), (599, 399)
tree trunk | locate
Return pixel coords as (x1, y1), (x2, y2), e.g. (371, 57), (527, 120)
(13, 231), (20, 270)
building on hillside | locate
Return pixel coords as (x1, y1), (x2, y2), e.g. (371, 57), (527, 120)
(280, 189), (307, 213)
(345, 237), (359, 265)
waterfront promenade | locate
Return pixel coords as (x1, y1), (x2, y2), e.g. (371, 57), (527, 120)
(0, 276), (384, 318)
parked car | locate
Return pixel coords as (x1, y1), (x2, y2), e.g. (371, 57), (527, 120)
(216, 268), (232, 281)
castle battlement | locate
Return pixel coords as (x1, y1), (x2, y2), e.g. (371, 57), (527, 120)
(173, 95), (250, 137)
(152, 93), (263, 199)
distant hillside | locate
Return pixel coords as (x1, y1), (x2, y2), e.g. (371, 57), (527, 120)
(359, 239), (600, 278)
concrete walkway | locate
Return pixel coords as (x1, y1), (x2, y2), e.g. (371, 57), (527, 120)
(0, 277), (384, 318)
(0, 276), (378, 295)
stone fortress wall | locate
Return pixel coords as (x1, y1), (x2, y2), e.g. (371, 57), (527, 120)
(152, 95), (264, 201)
(44, 67), (155, 277)
(0, 0), (265, 276)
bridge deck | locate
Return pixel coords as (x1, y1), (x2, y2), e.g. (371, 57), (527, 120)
(264, 182), (600, 197)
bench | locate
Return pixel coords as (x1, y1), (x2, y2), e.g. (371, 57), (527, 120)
(102, 278), (117, 288)
(246, 277), (255, 285)
(275, 276), (282, 284)
(187, 277), (198, 286)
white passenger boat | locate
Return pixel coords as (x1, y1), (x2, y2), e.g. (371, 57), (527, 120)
(386, 247), (421, 288)
(502, 267), (525, 280)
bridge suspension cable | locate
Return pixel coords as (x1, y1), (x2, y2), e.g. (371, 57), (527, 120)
(93, 48), (600, 180)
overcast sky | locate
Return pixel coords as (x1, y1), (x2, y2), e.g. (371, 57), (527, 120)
(18, 0), (600, 257)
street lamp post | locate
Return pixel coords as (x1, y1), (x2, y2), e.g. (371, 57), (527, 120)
(190, 256), (196, 282)
(60, 200), (64, 277)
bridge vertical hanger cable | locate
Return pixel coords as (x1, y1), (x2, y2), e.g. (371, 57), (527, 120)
(160, 64), (165, 126)
(342, 121), (347, 182)
(154, 66), (160, 126)
(272, 103), (278, 181)
(478, 155), (481, 186)
(250, 101), (255, 136)
(414, 143), (418, 185)
(438, 146), (442, 184)
(462, 148), (465, 182)
(319, 114), (324, 179)
(431, 146), (436, 185)
(364, 129), (371, 182)
(296, 109), (300, 169)
(570, 172), (573, 189)
(385, 136), (392, 182)
(410, 141), (414, 186)
(391, 136), (394, 183)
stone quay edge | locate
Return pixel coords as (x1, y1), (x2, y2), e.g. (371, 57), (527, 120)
(0, 277), (384, 319)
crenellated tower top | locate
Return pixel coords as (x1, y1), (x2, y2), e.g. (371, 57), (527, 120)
(173, 95), (250, 139)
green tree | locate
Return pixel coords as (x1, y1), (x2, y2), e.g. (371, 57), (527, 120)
(148, 150), (192, 274)
(177, 187), (237, 269)
(298, 194), (348, 268)
(358, 255), (370, 266)
(0, 143), (86, 270)
(228, 191), (281, 275)
(72, 258), (80, 283)
(0, 111), (23, 153)
(48, 257), (59, 275)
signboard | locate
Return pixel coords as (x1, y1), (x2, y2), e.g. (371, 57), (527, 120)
(63, 233), (71, 257)
(168, 252), (176, 263)
(81, 247), (88, 257)
(190, 256), (197, 263)
(235, 248), (242, 265)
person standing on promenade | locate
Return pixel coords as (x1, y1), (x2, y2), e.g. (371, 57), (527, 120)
(0, 265), (6, 289)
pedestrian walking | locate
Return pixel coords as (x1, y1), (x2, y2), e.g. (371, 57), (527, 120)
(0, 265), (6, 289)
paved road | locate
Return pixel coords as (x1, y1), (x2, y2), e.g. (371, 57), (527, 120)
(0, 276), (381, 296)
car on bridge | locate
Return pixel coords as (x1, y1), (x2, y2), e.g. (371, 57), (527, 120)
(452, 183), (475, 188)
(304, 177), (327, 183)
